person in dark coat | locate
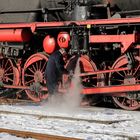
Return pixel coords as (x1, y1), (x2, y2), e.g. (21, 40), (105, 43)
(45, 48), (68, 95)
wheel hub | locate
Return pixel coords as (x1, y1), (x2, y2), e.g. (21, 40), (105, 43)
(34, 71), (43, 83)
(124, 75), (136, 85)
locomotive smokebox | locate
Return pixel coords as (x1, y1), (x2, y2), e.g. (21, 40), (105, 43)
(0, 29), (32, 42)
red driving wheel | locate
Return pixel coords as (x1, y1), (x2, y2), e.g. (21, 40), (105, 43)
(109, 55), (140, 110)
(22, 53), (48, 102)
(65, 55), (104, 105)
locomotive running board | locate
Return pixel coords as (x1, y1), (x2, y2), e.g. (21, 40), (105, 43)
(2, 84), (140, 96)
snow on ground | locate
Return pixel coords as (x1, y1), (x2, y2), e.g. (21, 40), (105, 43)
(0, 103), (140, 140)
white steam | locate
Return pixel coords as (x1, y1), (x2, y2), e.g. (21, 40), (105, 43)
(63, 58), (82, 109)
(42, 58), (82, 112)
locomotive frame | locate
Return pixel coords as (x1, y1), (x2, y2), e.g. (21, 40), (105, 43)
(0, 1), (140, 110)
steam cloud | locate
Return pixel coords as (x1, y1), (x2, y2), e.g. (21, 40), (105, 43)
(42, 59), (82, 112)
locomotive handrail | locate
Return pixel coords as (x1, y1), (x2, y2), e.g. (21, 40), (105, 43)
(118, 10), (140, 16)
(90, 4), (108, 8)
(0, 8), (65, 14)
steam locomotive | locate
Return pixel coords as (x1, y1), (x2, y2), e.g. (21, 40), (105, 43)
(0, 0), (140, 110)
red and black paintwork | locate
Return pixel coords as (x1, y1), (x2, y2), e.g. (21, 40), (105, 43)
(0, 0), (140, 110)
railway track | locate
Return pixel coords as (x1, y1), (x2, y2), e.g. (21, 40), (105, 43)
(0, 98), (132, 124)
(0, 128), (137, 140)
(0, 98), (140, 139)
(0, 98), (37, 105)
(0, 108), (139, 140)
(0, 109), (131, 125)
(0, 128), (79, 140)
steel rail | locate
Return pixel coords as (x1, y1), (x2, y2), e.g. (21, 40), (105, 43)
(0, 98), (37, 105)
(0, 109), (130, 124)
(0, 122), (137, 140)
(0, 128), (80, 140)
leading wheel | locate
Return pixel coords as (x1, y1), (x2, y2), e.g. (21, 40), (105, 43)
(22, 53), (48, 102)
(109, 55), (140, 110)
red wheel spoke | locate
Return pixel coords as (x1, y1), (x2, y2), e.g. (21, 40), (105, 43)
(39, 61), (42, 71)
(1, 59), (4, 69)
(5, 72), (14, 76)
(28, 67), (35, 74)
(111, 78), (124, 82)
(133, 65), (140, 76)
(41, 61), (47, 72)
(36, 61), (39, 71)
(4, 59), (9, 68)
(25, 79), (34, 85)
(32, 64), (37, 72)
(0, 59), (4, 69)
(129, 100), (133, 107)
(127, 70), (132, 75)
(6, 77), (14, 82)
(5, 66), (12, 73)
(120, 98), (125, 106)
(116, 71), (125, 78)
(122, 70), (127, 76)
(25, 74), (34, 78)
